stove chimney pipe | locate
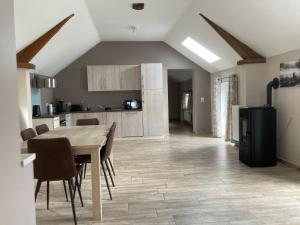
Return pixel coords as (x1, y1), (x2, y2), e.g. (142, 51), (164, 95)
(266, 77), (279, 107)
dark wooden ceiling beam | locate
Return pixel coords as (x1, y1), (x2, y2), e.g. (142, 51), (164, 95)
(199, 13), (266, 65)
(17, 14), (74, 65)
(17, 62), (36, 70)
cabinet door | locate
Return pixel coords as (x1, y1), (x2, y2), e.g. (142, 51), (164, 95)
(87, 66), (103, 91)
(65, 114), (72, 127)
(120, 65), (141, 90)
(87, 65), (120, 91)
(142, 89), (164, 136)
(33, 118), (54, 130)
(141, 63), (163, 90)
(103, 66), (120, 91)
(71, 113), (85, 126)
(107, 112), (122, 137)
(53, 117), (60, 129)
(121, 111), (143, 137)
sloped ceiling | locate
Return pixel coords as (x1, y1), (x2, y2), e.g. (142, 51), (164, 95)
(14, 0), (300, 75)
(166, 0), (300, 73)
(14, 0), (100, 75)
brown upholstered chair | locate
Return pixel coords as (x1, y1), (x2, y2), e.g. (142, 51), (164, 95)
(35, 124), (50, 135)
(77, 122), (116, 200)
(28, 138), (83, 225)
(76, 118), (100, 178)
(20, 128), (37, 141)
(21, 128), (70, 203)
(76, 118), (99, 126)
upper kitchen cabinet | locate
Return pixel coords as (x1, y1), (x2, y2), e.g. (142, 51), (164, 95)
(87, 65), (141, 91)
(119, 65), (141, 90)
(87, 65), (120, 91)
(141, 63), (163, 90)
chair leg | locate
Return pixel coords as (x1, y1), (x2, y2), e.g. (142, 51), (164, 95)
(46, 181), (50, 210)
(108, 158), (116, 176)
(63, 180), (69, 202)
(79, 167), (83, 188)
(35, 180), (42, 202)
(68, 179), (77, 225)
(105, 160), (115, 187)
(75, 176), (84, 207)
(83, 163), (87, 179)
(101, 161), (112, 200)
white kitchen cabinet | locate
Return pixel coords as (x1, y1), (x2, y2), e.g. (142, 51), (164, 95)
(106, 112), (122, 137)
(141, 63), (165, 136)
(33, 116), (60, 130)
(71, 112), (107, 126)
(65, 114), (72, 127)
(141, 63), (163, 90)
(142, 89), (164, 136)
(120, 65), (141, 90)
(87, 65), (120, 91)
(121, 111), (143, 137)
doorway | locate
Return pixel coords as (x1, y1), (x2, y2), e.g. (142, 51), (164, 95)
(167, 69), (193, 134)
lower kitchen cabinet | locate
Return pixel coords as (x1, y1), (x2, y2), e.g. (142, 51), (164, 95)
(71, 112), (106, 126)
(70, 111), (143, 137)
(121, 111), (143, 137)
(106, 112), (122, 137)
(142, 89), (164, 136)
(33, 116), (60, 130)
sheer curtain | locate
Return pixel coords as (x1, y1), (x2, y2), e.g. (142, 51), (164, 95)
(212, 75), (238, 140)
(225, 75), (238, 141)
(212, 78), (221, 137)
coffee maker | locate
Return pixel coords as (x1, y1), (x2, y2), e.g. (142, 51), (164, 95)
(32, 105), (41, 117)
(56, 99), (64, 114)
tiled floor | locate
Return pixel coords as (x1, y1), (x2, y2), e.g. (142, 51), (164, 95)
(36, 123), (300, 225)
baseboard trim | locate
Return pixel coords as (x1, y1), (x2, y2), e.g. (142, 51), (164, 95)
(277, 158), (300, 170)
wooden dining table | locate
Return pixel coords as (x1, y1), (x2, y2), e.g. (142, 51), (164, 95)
(21, 125), (109, 221)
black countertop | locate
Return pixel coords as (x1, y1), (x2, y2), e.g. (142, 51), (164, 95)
(32, 109), (142, 119)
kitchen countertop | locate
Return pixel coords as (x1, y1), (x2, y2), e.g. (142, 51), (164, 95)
(32, 109), (143, 119)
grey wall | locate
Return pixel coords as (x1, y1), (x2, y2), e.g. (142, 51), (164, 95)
(0, 1), (36, 224)
(40, 89), (54, 113)
(54, 42), (211, 134)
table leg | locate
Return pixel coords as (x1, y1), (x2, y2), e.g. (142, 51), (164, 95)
(91, 148), (102, 220)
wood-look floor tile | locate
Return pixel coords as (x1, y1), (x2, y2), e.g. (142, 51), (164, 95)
(35, 123), (300, 225)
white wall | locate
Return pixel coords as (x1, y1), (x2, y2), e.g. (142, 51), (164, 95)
(212, 48), (300, 167)
(264, 48), (300, 166)
(0, 1), (36, 224)
(211, 64), (266, 107)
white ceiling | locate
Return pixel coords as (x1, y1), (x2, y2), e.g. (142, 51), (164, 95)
(14, 0), (300, 75)
(14, 0), (100, 75)
(85, 0), (192, 41)
(166, 0), (300, 73)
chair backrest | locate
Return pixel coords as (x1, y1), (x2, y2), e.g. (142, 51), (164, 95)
(76, 118), (99, 126)
(35, 124), (50, 135)
(20, 128), (37, 141)
(101, 122), (116, 161)
(28, 138), (77, 181)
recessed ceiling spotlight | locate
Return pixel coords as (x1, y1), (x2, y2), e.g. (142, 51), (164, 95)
(132, 3), (145, 10)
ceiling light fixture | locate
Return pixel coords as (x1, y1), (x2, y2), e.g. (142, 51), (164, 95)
(182, 37), (220, 63)
(129, 25), (138, 34)
(132, 3), (145, 10)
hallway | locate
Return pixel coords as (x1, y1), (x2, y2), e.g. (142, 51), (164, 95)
(35, 132), (300, 225)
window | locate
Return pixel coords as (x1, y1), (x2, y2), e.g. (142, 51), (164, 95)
(182, 37), (220, 63)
